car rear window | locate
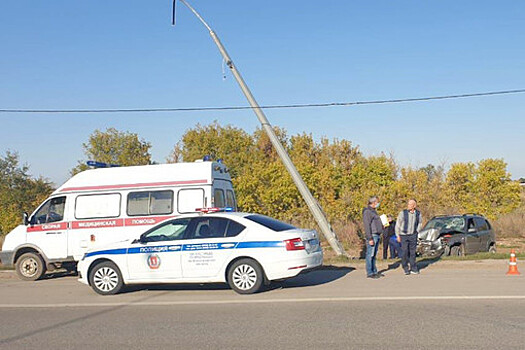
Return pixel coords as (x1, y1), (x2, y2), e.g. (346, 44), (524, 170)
(245, 215), (296, 232)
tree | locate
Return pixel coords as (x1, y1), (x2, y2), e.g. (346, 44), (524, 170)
(474, 159), (521, 219)
(71, 128), (152, 175)
(444, 159), (521, 219)
(167, 121), (254, 178)
(167, 121), (524, 253)
(0, 151), (53, 235)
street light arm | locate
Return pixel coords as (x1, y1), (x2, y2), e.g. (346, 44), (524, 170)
(179, 0), (213, 32)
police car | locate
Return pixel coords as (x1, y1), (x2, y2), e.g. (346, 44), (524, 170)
(77, 209), (323, 295)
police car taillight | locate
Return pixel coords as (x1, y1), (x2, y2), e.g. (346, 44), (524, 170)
(284, 238), (305, 251)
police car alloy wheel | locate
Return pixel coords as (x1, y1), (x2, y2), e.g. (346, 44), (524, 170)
(15, 252), (46, 281)
(227, 259), (264, 294)
(89, 261), (124, 295)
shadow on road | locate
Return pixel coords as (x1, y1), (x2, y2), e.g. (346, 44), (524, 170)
(378, 260), (401, 274)
(40, 270), (78, 280)
(416, 256), (442, 271)
(121, 266), (355, 294)
(269, 266), (355, 290)
(378, 256), (443, 275)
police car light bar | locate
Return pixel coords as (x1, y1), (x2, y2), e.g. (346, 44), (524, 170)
(196, 207), (235, 213)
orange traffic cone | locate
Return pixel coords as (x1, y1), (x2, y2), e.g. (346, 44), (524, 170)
(506, 249), (520, 275)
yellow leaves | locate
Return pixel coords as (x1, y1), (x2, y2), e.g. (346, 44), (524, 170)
(444, 159), (520, 220)
(174, 122), (521, 235)
(0, 152), (53, 235)
(71, 128), (152, 175)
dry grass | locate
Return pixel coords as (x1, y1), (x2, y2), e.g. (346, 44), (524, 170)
(492, 211), (525, 239)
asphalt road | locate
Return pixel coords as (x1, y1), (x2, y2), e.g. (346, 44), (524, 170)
(1, 260), (524, 349)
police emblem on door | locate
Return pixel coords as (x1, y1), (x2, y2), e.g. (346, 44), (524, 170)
(147, 254), (161, 269)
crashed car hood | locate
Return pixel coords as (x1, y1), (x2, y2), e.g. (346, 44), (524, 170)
(418, 228), (440, 242)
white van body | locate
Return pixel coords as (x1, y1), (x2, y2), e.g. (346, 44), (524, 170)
(0, 161), (236, 278)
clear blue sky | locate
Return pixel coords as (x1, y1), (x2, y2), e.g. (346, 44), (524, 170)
(1, 0), (524, 186)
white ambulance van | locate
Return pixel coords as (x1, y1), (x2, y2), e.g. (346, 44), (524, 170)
(0, 160), (236, 281)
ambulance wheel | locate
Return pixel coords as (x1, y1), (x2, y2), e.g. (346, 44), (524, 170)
(89, 261), (124, 295)
(15, 252), (46, 281)
(227, 258), (264, 294)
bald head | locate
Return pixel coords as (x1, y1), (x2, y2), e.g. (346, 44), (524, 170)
(407, 199), (417, 212)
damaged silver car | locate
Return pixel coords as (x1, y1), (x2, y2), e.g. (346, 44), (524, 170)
(417, 214), (496, 257)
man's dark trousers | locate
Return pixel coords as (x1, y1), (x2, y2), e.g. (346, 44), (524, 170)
(382, 234), (390, 259)
(400, 233), (418, 273)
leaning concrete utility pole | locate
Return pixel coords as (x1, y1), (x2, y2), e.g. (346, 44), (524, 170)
(178, 0), (346, 256)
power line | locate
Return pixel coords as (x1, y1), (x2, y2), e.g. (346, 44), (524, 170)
(1, 88), (524, 114)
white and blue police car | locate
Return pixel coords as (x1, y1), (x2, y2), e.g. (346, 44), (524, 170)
(78, 209), (323, 295)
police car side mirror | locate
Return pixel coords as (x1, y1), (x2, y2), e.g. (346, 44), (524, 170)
(22, 212), (29, 226)
(136, 235), (147, 244)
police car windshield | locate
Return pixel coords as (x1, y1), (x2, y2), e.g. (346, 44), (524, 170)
(245, 215), (296, 232)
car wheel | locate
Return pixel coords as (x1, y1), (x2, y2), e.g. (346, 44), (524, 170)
(442, 245), (451, 257)
(15, 252), (46, 281)
(89, 261), (124, 295)
(227, 259), (264, 294)
(488, 244), (497, 254)
(450, 245), (464, 257)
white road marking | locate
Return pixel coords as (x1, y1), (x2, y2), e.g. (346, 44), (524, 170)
(1, 295), (525, 308)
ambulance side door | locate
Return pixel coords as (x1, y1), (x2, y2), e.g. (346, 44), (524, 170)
(126, 218), (189, 281)
(27, 196), (69, 260)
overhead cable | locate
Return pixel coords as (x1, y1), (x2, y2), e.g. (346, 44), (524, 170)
(1, 89), (524, 114)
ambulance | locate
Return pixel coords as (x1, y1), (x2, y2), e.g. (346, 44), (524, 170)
(0, 160), (236, 281)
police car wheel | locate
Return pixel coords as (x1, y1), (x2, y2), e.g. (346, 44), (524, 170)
(228, 259), (264, 294)
(15, 252), (46, 281)
(89, 261), (124, 295)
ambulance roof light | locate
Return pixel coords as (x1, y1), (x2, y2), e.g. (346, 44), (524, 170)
(87, 161), (120, 168)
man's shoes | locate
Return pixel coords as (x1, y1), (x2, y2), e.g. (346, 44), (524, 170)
(410, 270), (420, 275)
(404, 270), (410, 275)
(367, 274), (380, 279)
(376, 273), (385, 277)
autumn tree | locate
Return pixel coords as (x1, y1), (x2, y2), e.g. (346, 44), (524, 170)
(167, 121), (254, 178)
(169, 121), (523, 250)
(0, 151), (53, 235)
(71, 128), (152, 175)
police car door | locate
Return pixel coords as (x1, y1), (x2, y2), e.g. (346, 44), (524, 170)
(27, 196), (69, 260)
(126, 218), (189, 281)
(181, 216), (246, 278)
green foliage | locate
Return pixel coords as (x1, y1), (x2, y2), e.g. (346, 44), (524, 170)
(71, 128), (152, 175)
(445, 159), (520, 219)
(172, 122), (523, 246)
(0, 151), (53, 235)
(3, 122), (522, 249)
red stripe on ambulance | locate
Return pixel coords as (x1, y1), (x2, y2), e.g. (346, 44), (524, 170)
(27, 222), (68, 232)
(59, 179), (208, 193)
(125, 216), (176, 226)
(71, 219), (124, 229)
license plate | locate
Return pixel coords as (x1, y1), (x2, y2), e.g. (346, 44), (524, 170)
(308, 239), (319, 250)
